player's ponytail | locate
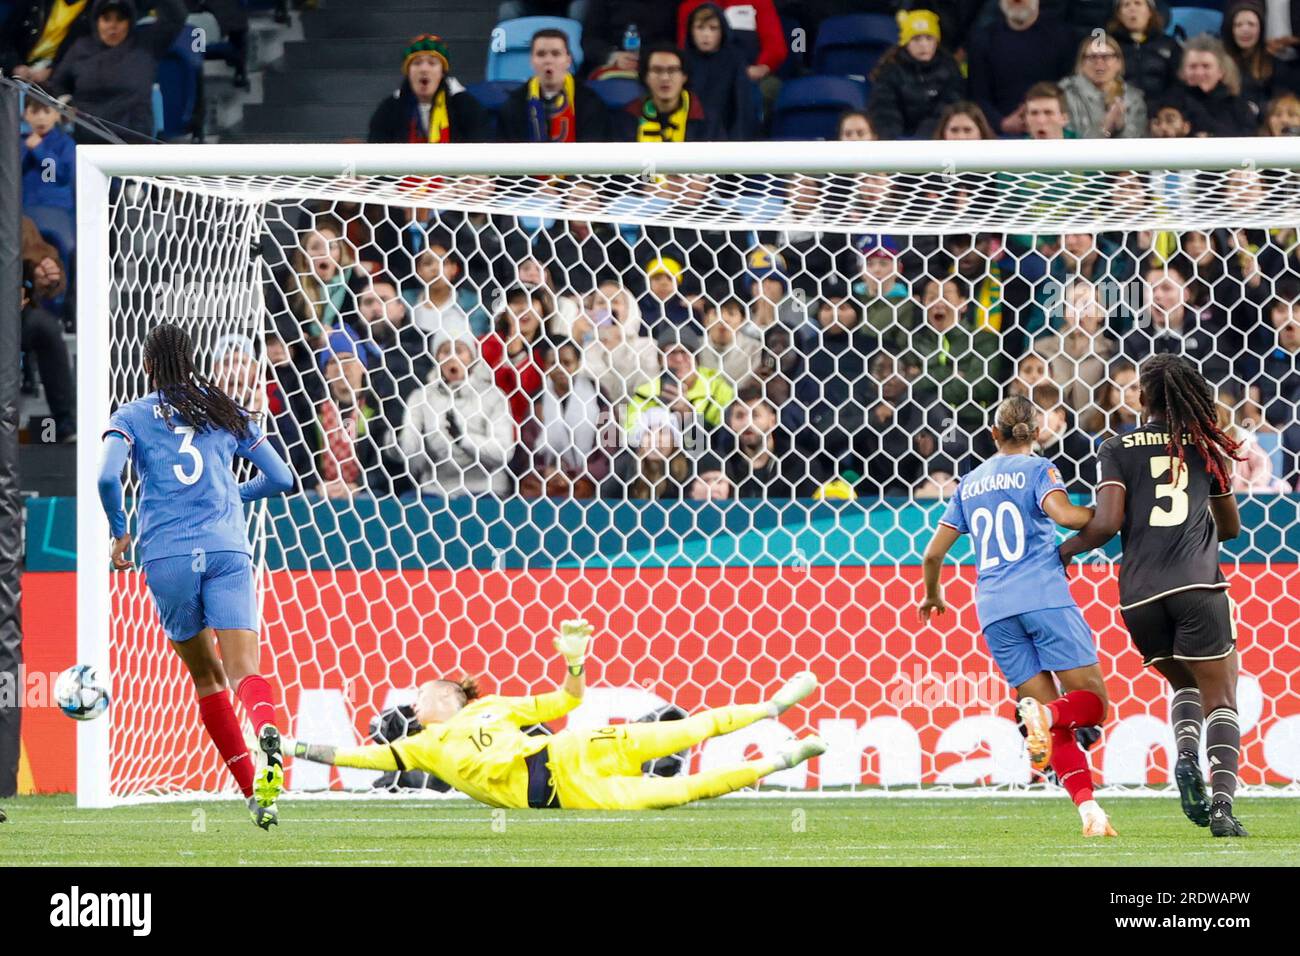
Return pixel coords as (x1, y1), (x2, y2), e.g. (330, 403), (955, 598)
(144, 322), (254, 440)
(994, 395), (1039, 446)
(458, 676), (482, 702)
(1138, 354), (1242, 491)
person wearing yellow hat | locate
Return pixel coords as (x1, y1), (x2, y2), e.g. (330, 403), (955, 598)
(368, 34), (487, 143)
(639, 256), (697, 346)
(866, 10), (966, 140)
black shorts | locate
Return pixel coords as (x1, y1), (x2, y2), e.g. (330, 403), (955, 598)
(1119, 587), (1237, 668)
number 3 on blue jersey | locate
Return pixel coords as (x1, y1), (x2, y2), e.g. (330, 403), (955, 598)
(969, 501), (1026, 569)
(173, 426), (204, 485)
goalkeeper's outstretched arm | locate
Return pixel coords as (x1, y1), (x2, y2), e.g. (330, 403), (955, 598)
(555, 618), (592, 701)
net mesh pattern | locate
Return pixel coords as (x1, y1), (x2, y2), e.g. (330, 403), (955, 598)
(98, 166), (1300, 799)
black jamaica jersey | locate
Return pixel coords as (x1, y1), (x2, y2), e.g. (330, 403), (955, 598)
(1096, 425), (1231, 609)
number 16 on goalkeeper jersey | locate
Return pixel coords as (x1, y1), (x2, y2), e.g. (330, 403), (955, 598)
(917, 396), (1117, 838)
(98, 323), (295, 830)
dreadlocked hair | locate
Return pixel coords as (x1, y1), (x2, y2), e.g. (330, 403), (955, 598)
(1138, 354), (1242, 491)
(144, 322), (254, 439)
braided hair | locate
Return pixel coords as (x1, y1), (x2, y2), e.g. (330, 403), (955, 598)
(144, 322), (254, 440)
(1138, 354), (1242, 491)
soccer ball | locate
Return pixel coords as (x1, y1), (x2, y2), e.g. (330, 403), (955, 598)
(54, 665), (110, 721)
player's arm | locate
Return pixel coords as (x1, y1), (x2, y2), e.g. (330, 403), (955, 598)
(1059, 484), (1125, 563)
(1041, 489), (1094, 530)
(236, 425), (295, 501)
(287, 738), (418, 772)
(1209, 492), (1241, 541)
(919, 524), (960, 623)
(98, 433), (132, 570)
(505, 620), (593, 724)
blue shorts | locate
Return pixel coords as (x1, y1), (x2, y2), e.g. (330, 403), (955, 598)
(982, 606), (1098, 688)
(143, 551), (257, 643)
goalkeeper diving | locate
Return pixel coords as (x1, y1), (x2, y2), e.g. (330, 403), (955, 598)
(289, 621), (826, 809)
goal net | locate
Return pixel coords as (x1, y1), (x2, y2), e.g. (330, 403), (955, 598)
(76, 141), (1300, 805)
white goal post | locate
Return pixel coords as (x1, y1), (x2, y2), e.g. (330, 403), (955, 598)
(76, 139), (1300, 807)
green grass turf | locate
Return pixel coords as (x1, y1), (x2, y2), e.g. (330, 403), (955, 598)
(2, 795), (1298, 866)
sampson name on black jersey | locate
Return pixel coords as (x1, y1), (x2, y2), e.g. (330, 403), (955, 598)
(1097, 424), (1233, 609)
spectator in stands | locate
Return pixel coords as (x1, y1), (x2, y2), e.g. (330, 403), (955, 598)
(861, 353), (928, 495)
(1108, 0), (1179, 104)
(194, 0), (251, 90)
(399, 337), (515, 497)
(20, 95), (76, 246)
(277, 219), (354, 353)
(534, 215), (634, 296)
(1009, 350), (1051, 397)
(619, 406), (693, 499)
(1149, 98), (1194, 136)
(1224, 0), (1278, 115)
(751, 323), (801, 413)
(852, 236), (914, 349)
(1035, 278), (1118, 415)
(932, 100), (997, 139)
(3, 0), (95, 83)
(18, 235), (75, 443)
(681, 3), (755, 141)
(1039, 232), (1137, 331)
(367, 35), (486, 143)
(1254, 294), (1300, 482)
(1092, 357), (1142, 438)
(625, 336), (734, 437)
(499, 29), (610, 143)
(867, 9), (965, 141)
(1032, 386), (1095, 491)
(1266, 0), (1300, 96)
(314, 347), (385, 499)
(1261, 90), (1300, 132)
(967, 0), (1075, 136)
(1022, 81), (1073, 138)
(689, 453), (732, 500)
(937, 233), (1009, 333)
(791, 285), (875, 483)
(1218, 400), (1291, 492)
(1123, 261), (1230, 382)
(745, 248), (803, 330)
(616, 42), (718, 140)
(837, 110), (876, 140)
(581, 1), (676, 80)
(516, 339), (609, 498)
(698, 298), (763, 386)
(1164, 36), (1259, 137)
(907, 275), (1005, 432)
(637, 255), (696, 345)
(1059, 33), (1147, 138)
(362, 274), (434, 440)
(408, 238), (471, 341)
(676, 0), (786, 87)
(481, 285), (553, 425)
(48, 0), (186, 142)
(575, 281), (660, 403)
(714, 392), (813, 497)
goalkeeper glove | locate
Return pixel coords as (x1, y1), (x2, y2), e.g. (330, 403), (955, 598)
(554, 618), (593, 669)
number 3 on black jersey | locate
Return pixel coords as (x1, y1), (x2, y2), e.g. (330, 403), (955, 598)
(1149, 455), (1189, 527)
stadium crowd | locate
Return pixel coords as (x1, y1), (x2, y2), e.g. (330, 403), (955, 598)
(8, 0), (1300, 500)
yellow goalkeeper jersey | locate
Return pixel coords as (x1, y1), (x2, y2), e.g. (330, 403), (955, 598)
(331, 689), (581, 809)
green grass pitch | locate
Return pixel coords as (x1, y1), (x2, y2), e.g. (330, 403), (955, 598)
(2, 794), (1298, 866)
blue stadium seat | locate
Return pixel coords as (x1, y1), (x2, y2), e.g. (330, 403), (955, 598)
(590, 77), (642, 109)
(770, 75), (867, 140)
(466, 80), (522, 139)
(812, 14), (897, 81)
(151, 83), (164, 139)
(156, 24), (203, 138)
(487, 16), (583, 83)
(1168, 6), (1223, 42)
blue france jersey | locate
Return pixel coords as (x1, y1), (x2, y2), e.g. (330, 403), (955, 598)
(939, 453), (1076, 628)
(104, 392), (266, 564)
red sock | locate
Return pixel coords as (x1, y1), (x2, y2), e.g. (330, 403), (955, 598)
(1050, 726), (1094, 806)
(1049, 690), (1104, 729)
(198, 690), (254, 798)
(236, 674), (278, 734)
